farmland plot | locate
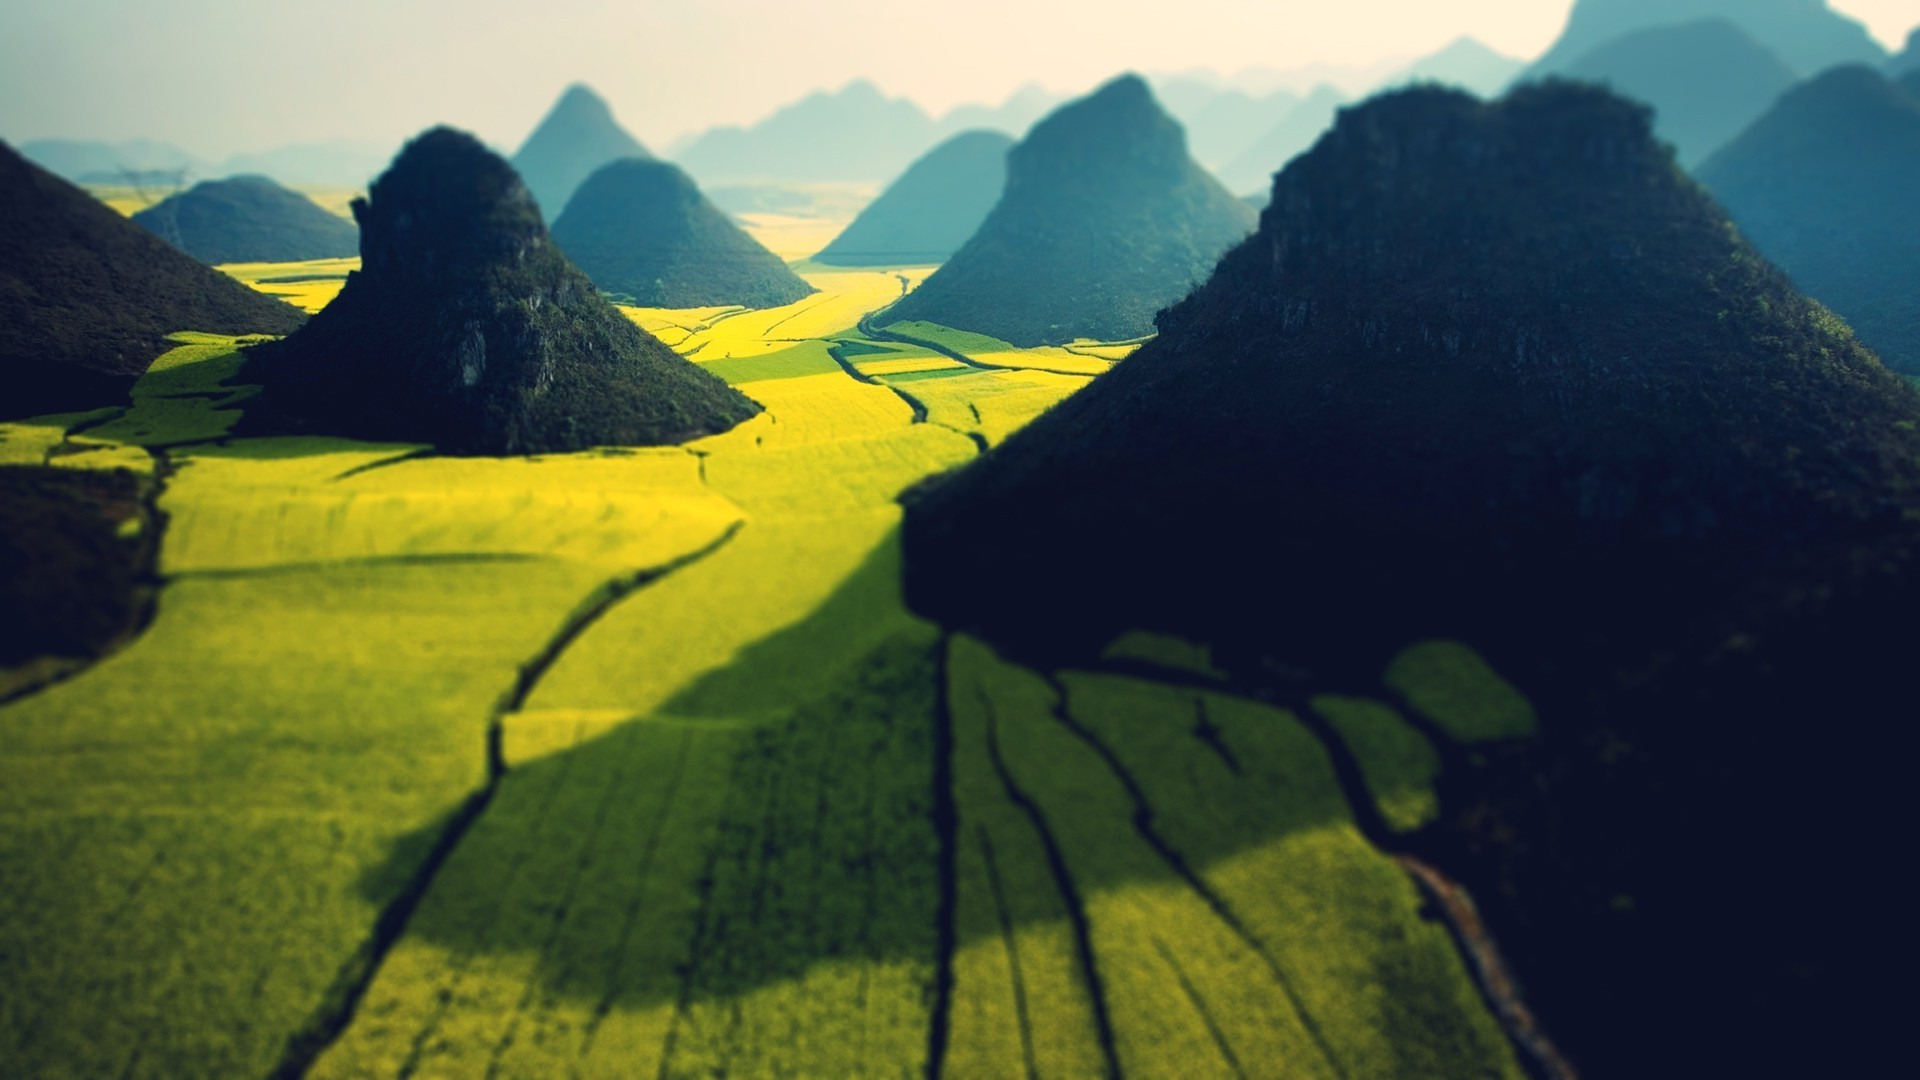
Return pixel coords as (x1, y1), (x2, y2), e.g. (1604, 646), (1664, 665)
(1, 263), (1543, 1078)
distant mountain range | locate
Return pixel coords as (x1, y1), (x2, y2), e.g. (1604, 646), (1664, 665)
(1559, 19), (1799, 166)
(1699, 65), (1920, 374)
(1522, 0), (1886, 81)
(18, 137), (394, 188)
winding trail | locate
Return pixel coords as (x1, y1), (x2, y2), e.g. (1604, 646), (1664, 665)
(857, 317), (1112, 379)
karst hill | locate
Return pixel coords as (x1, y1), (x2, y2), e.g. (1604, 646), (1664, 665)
(901, 81), (1920, 1077)
(240, 128), (758, 454)
(877, 73), (1255, 345)
(551, 158), (813, 309)
(132, 174), (359, 265)
(1, 142), (306, 418)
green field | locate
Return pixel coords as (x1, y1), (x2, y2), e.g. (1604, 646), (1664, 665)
(1, 266), (1542, 1076)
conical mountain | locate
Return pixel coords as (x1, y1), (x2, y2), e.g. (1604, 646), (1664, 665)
(550, 158), (813, 308)
(902, 82), (1920, 1076)
(132, 174), (359, 264)
(1, 142), (306, 419)
(1522, 0), (1884, 80)
(1559, 18), (1798, 165)
(813, 130), (1012, 266)
(1389, 36), (1526, 96)
(878, 75), (1254, 345)
(241, 128), (757, 454)
(510, 84), (651, 219)
(1698, 65), (1920, 373)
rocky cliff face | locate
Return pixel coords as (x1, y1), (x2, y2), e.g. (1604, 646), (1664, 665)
(241, 128), (758, 454)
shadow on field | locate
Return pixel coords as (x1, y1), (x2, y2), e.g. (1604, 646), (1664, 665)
(341, 527), (1455, 1073)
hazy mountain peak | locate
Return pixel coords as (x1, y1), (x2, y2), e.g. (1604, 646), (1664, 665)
(510, 83), (651, 218)
(1525, 0), (1885, 79)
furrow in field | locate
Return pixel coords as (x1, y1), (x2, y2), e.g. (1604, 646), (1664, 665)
(281, 529), (746, 1079)
(977, 687), (1123, 1079)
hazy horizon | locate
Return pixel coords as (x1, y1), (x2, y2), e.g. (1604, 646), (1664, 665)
(1, 0), (1912, 161)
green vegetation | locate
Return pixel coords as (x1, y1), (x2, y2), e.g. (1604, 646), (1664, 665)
(949, 639), (1522, 1077)
(2, 260), (1535, 1078)
(878, 75), (1254, 345)
(550, 158), (813, 309)
(132, 174), (359, 264)
(1697, 64), (1920, 372)
(1312, 694), (1442, 833)
(814, 130), (1011, 266)
(1383, 641), (1537, 743)
(0, 141), (305, 419)
(240, 127), (760, 454)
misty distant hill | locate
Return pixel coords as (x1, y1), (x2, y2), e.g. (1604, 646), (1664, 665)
(813, 131), (1012, 266)
(673, 81), (936, 185)
(243, 129), (755, 454)
(1699, 65), (1920, 373)
(132, 175), (359, 265)
(1386, 36), (1525, 96)
(1560, 19), (1798, 166)
(1, 142), (305, 418)
(214, 140), (394, 187)
(901, 81), (1920, 1077)
(1215, 84), (1346, 194)
(551, 158), (813, 308)
(932, 84), (1063, 141)
(17, 138), (205, 182)
(878, 74), (1254, 344)
(510, 84), (651, 219)
(1893, 28), (1920, 76)
(1523, 0), (1885, 80)
(1151, 78), (1301, 172)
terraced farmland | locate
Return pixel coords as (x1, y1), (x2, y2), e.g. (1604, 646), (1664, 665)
(2, 265), (1544, 1077)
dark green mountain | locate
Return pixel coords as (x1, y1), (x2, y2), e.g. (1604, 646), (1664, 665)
(241, 129), (757, 454)
(1699, 65), (1920, 373)
(510, 84), (651, 219)
(903, 83), (1920, 1076)
(1522, 0), (1884, 80)
(1, 142), (306, 419)
(813, 131), (1012, 266)
(132, 174), (359, 264)
(1559, 18), (1798, 165)
(550, 158), (813, 308)
(1216, 84), (1347, 194)
(877, 75), (1254, 345)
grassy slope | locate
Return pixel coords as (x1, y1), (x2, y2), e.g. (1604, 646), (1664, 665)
(3, 264), (1529, 1078)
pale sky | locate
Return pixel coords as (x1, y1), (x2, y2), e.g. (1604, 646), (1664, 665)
(0, 0), (1912, 158)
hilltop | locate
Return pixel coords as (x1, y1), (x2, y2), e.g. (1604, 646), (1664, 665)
(1522, 0), (1885, 80)
(902, 82), (1920, 1075)
(510, 84), (652, 219)
(550, 158), (813, 308)
(240, 128), (757, 454)
(1699, 65), (1920, 373)
(813, 131), (1012, 266)
(132, 174), (359, 264)
(1558, 19), (1798, 165)
(878, 75), (1254, 344)
(1, 142), (306, 418)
